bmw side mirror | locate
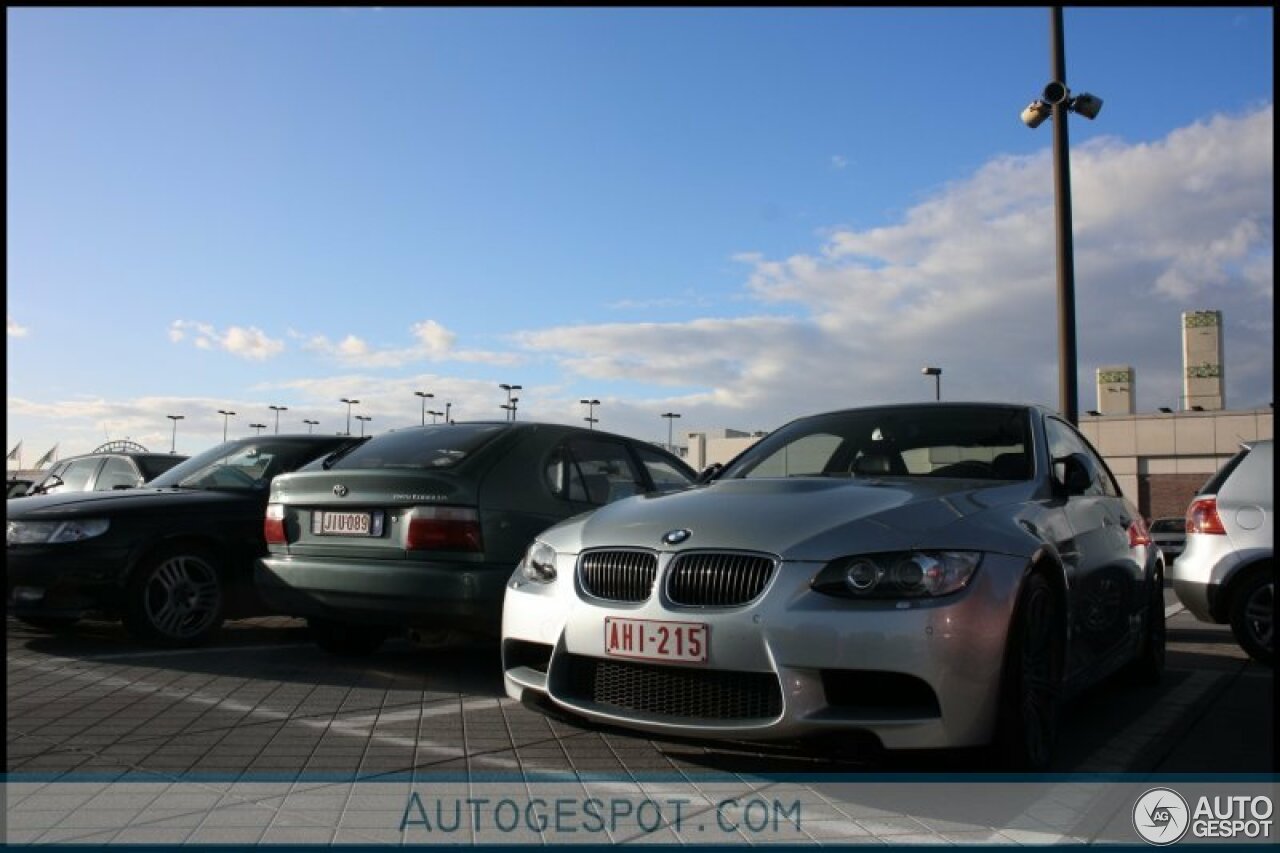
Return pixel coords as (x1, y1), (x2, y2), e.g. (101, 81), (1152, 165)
(696, 463), (723, 484)
(1052, 453), (1092, 496)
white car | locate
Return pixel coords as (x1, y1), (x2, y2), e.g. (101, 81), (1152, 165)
(502, 403), (1165, 769)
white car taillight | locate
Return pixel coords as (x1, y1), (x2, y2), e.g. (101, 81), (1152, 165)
(1186, 497), (1227, 535)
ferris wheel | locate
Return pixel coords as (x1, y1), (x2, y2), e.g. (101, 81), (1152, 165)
(92, 440), (148, 454)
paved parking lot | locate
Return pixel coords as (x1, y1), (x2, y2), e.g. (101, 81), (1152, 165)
(5, 610), (1274, 845)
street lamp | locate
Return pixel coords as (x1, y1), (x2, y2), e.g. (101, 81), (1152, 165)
(427, 409), (443, 425)
(166, 415), (184, 454)
(499, 384), (522, 422)
(217, 409), (236, 443)
(661, 412), (682, 452)
(921, 366), (942, 401)
(249, 422), (267, 436)
(268, 405), (288, 434)
(302, 419), (319, 434)
(355, 414), (372, 437)
(340, 398), (360, 436)
(414, 391), (434, 426)
(580, 399), (601, 429)
(444, 402), (452, 423)
(1021, 6), (1102, 425)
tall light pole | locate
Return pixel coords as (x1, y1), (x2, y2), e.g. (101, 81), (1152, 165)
(661, 412), (682, 452)
(499, 384), (522, 422)
(921, 366), (942, 401)
(340, 398), (360, 436)
(355, 414), (372, 437)
(445, 402), (452, 423)
(580, 399), (600, 429)
(1020, 6), (1102, 426)
(249, 422), (267, 436)
(427, 410), (443, 425)
(166, 415), (184, 454)
(269, 405), (288, 434)
(414, 390), (434, 426)
(217, 409), (236, 443)
(303, 419), (319, 434)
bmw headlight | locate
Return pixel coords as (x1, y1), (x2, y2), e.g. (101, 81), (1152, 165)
(812, 551), (981, 599)
(518, 540), (558, 583)
(7, 518), (110, 546)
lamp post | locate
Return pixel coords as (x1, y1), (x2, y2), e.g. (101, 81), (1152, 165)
(249, 422), (267, 436)
(268, 405), (288, 434)
(427, 410), (443, 425)
(166, 415), (184, 454)
(499, 384), (522, 422)
(445, 402), (452, 423)
(303, 419), (319, 434)
(217, 409), (236, 443)
(340, 398), (360, 436)
(921, 366), (942, 401)
(355, 414), (372, 437)
(414, 391), (434, 426)
(1020, 6), (1102, 426)
(661, 412), (682, 452)
(580, 399), (600, 430)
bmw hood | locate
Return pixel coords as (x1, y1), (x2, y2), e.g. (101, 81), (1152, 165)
(565, 476), (1036, 561)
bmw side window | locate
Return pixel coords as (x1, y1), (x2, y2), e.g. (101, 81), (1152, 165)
(1045, 418), (1114, 497)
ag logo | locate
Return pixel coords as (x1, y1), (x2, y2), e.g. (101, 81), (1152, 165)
(1133, 787), (1190, 845)
(662, 528), (691, 545)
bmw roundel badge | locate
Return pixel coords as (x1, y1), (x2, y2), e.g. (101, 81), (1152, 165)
(333, 484), (348, 498)
(662, 528), (692, 545)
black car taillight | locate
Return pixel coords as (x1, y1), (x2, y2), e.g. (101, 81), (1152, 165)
(406, 506), (483, 552)
(264, 503), (287, 545)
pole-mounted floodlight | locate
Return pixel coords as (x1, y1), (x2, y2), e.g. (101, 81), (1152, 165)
(661, 411), (682, 452)
(268, 405), (288, 434)
(921, 366), (942, 401)
(444, 402), (452, 423)
(303, 419), (319, 434)
(414, 391), (434, 426)
(249, 422), (267, 436)
(581, 399), (601, 429)
(499, 384), (523, 422)
(340, 398), (360, 436)
(217, 409), (236, 443)
(355, 414), (372, 437)
(1020, 7), (1102, 426)
(166, 414), (184, 453)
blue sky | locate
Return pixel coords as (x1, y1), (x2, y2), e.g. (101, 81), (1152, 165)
(6, 7), (1274, 462)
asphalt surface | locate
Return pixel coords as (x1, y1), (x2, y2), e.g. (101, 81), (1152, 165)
(4, 603), (1275, 845)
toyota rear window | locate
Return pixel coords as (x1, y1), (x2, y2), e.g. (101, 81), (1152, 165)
(309, 424), (508, 470)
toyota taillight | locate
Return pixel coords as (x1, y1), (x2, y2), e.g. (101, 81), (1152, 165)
(406, 506), (483, 552)
(264, 503), (287, 545)
(1186, 497), (1227, 535)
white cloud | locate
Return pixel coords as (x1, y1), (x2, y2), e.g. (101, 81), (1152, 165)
(8, 316), (29, 337)
(294, 320), (521, 368)
(169, 320), (285, 361)
(831, 155), (849, 170)
(512, 105), (1274, 428)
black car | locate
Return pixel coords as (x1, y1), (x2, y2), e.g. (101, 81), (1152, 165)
(256, 421), (696, 654)
(6, 434), (363, 646)
(26, 451), (189, 496)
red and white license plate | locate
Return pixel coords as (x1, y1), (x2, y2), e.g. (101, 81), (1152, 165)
(312, 510), (379, 537)
(604, 617), (708, 663)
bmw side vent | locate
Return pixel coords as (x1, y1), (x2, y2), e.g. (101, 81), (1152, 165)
(665, 552), (777, 607)
(579, 550), (658, 603)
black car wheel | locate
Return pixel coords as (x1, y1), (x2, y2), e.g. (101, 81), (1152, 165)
(994, 572), (1062, 771)
(308, 618), (389, 656)
(124, 546), (225, 647)
(1229, 570), (1273, 667)
(1131, 567), (1166, 684)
